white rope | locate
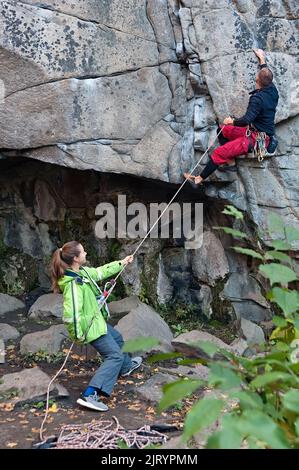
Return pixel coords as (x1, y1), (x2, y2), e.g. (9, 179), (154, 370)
(40, 125), (224, 442)
(39, 344), (74, 441)
(114, 125), (224, 281)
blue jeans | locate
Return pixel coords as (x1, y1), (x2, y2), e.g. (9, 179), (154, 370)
(88, 324), (132, 397)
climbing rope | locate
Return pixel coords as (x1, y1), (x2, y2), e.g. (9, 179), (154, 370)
(39, 125), (224, 442)
(53, 416), (167, 449)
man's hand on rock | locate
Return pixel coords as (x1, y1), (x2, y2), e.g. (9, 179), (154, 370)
(253, 48), (266, 65)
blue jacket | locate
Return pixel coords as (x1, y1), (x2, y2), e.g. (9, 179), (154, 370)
(234, 82), (279, 136)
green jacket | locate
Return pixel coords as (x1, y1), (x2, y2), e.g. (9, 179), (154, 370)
(58, 260), (124, 344)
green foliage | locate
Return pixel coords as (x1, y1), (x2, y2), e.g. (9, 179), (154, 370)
(182, 398), (223, 442)
(122, 336), (160, 353)
(259, 263), (298, 286)
(0, 387), (19, 402)
(138, 286), (150, 305)
(161, 206), (299, 448)
(213, 226), (248, 239)
(269, 288), (299, 317)
(147, 352), (182, 364)
(171, 323), (189, 337)
(222, 205), (244, 220)
(123, 207), (299, 448)
(232, 246), (263, 260)
(23, 350), (66, 364)
(158, 379), (203, 412)
(22, 399), (56, 410)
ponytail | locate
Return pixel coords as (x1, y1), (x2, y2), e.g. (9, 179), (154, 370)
(50, 241), (81, 293)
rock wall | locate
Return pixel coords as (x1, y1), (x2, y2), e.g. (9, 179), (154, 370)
(0, 0), (298, 324)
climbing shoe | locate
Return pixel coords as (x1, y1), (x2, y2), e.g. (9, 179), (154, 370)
(266, 135), (278, 156)
(77, 391), (109, 412)
(183, 173), (202, 187)
(122, 356), (142, 376)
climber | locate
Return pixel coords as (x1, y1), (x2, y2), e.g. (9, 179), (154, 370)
(184, 48), (279, 186)
(50, 241), (142, 412)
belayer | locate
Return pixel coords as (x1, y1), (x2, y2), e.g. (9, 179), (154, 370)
(51, 241), (142, 412)
(184, 49), (279, 186)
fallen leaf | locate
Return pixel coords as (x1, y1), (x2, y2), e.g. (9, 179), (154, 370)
(6, 442), (18, 448)
(0, 403), (15, 412)
(146, 407), (156, 414)
(31, 427), (40, 433)
(20, 420), (29, 425)
(128, 404), (141, 411)
(48, 403), (58, 413)
(70, 354), (84, 360)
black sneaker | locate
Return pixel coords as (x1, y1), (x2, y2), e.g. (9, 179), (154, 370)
(77, 391), (108, 412)
(121, 356), (142, 377)
(266, 135), (278, 156)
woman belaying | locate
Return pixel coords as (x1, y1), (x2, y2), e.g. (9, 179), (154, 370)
(50, 241), (142, 412)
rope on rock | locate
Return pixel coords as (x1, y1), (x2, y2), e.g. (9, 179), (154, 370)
(39, 125), (224, 442)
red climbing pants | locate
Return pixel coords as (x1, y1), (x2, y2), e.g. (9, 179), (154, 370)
(211, 125), (269, 165)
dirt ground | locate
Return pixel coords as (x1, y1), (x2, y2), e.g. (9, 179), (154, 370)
(0, 346), (195, 449)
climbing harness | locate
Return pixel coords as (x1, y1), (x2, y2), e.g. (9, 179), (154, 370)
(39, 126), (224, 442)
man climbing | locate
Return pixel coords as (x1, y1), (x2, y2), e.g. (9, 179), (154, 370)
(184, 49), (279, 186)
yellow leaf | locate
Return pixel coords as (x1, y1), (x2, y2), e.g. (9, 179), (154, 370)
(48, 403), (58, 413)
(70, 354), (82, 360)
(31, 427), (40, 433)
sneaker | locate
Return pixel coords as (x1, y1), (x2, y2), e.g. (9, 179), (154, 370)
(266, 135), (278, 155)
(121, 356), (142, 377)
(76, 392), (108, 412)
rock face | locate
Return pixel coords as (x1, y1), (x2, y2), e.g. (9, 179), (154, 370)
(172, 330), (234, 359)
(0, 294), (25, 316)
(0, 1), (298, 326)
(136, 372), (178, 403)
(0, 323), (20, 341)
(115, 303), (174, 353)
(20, 324), (68, 354)
(191, 231), (229, 286)
(28, 293), (63, 319)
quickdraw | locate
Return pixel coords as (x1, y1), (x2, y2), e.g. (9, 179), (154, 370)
(254, 131), (267, 162)
(246, 125), (268, 162)
(95, 279), (116, 321)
